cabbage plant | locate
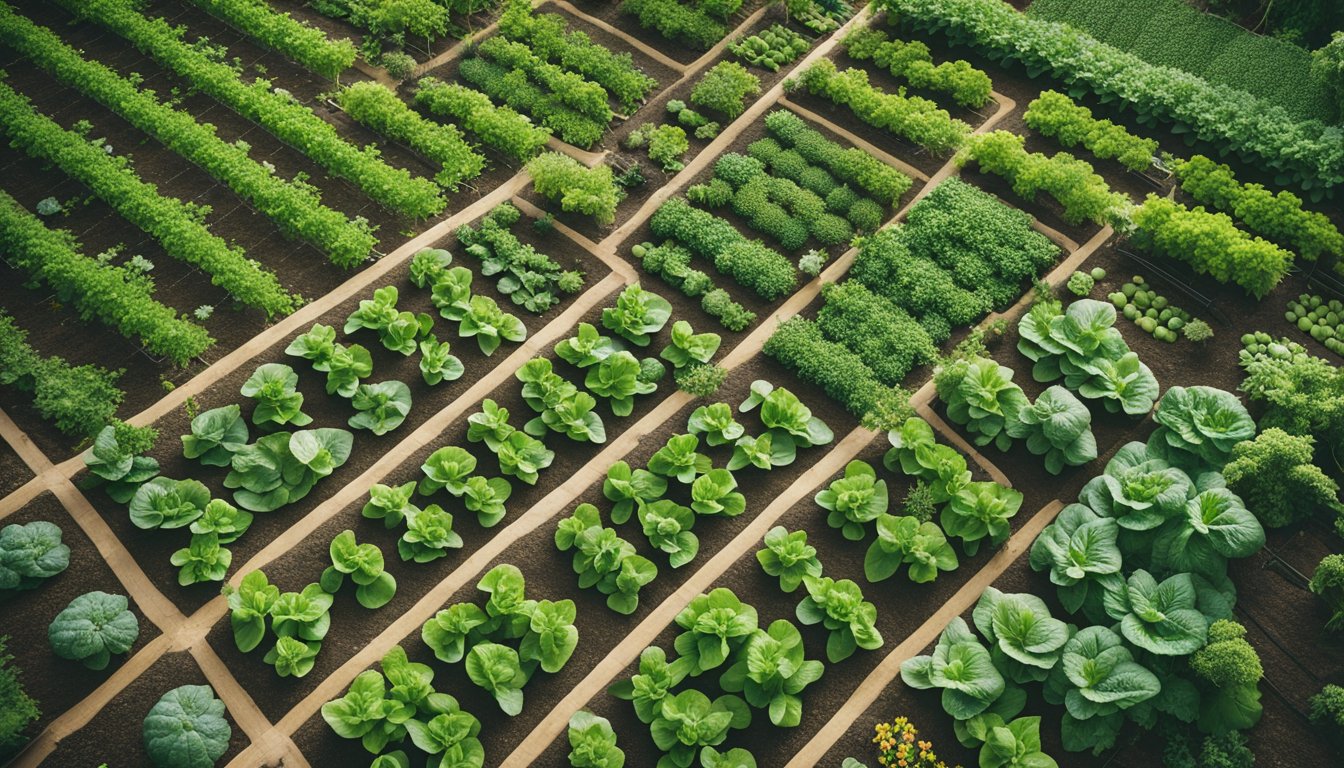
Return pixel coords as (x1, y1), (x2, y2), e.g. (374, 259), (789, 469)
(404, 704), (484, 768)
(224, 428), (353, 512)
(755, 526), (822, 593)
(1152, 488), (1264, 580)
(691, 469), (746, 517)
(1028, 504), (1123, 618)
(1006, 386), (1097, 474)
(797, 575), (883, 662)
(478, 564), (536, 641)
(719, 619), (824, 727)
(349, 380), (413, 435)
(672, 588), (759, 677)
(864, 513), (958, 584)
(936, 356), (1027, 451)
(129, 476), (211, 530)
(943, 481), (1023, 556)
(817, 460), (888, 540)
(603, 460), (667, 524)
(586, 351), (657, 417)
(48, 590), (139, 670)
(85, 421), (160, 502)
(265, 635), (320, 678)
(567, 711), (624, 768)
(143, 685), (231, 768)
(432, 266), (475, 321)
(0, 520), (69, 591)
(409, 247), (453, 289)
(325, 342), (375, 398)
(362, 481), (418, 528)
(900, 617), (1005, 720)
(688, 402), (745, 446)
(321, 530), (398, 609)
(181, 405), (249, 469)
(602, 284), (672, 346)
(465, 642), (530, 715)
(1103, 569), (1211, 656)
(242, 363), (312, 426)
(972, 588), (1068, 684)
(1148, 385), (1256, 470)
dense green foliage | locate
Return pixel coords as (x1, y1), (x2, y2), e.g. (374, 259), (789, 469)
(650, 198), (797, 301)
(0, 310), (124, 437)
(843, 26), (992, 108)
(764, 110), (912, 207)
(1024, 90), (1158, 172)
(188, 0), (356, 78)
(691, 61), (761, 120)
(620, 0), (726, 51)
(414, 78), (551, 163)
(0, 636), (39, 755)
(793, 60), (970, 154)
(956, 130), (1129, 226)
(527, 153), (622, 225)
(338, 82), (484, 190)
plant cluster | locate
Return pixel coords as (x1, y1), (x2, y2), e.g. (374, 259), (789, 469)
(1106, 275), (1197, 343)
(1286, 293), (1344, 355)
(420, 564), (577, 715)
(0, 636), (39, 755)
(566, 710), (625, 768)
(526, 153), (623, 226)
(517, 357), (608, 442)
(816, 281), (937, 386)
(1237, 334), (1344, 483)
(556, 502), (658, 615)
(955, 131), (1129, 226)
(477, 36), (613, 126)
(1023, 90), (1158, 172)
(225, 427), (355, 512)
(843, 27), (992, 108)
(764, 110), (912, 207)
(691, 61), (761, 120)
(620, 0), (727, 51)
(630, 241), (757, 332)
(650, 198), (797, 301)
(458, 56), (606, 148)
(0, 310), (124, 437)
(457, 203), (583, 313)
(666, 99), (721, 140)
(707, 152), (856, 250)
(744, 138), (886, 235)
(413, 77), (551, 164)
(427, 266), (529, 356)
(338, 82), (485, 191)
(463, 399), (556, 485)
(189, 0), (356, 78)
(728, 24), (809, 71)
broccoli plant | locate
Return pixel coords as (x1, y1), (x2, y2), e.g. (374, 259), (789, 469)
(1222, 427), (1342, 529)
(129, 476), (211, 530)
(586, 351), (658, 417)
(398, 504), (464, 564)
(85, 421), (160, 502)
(601, 284), (672, 346)
(225, 569), (279, 653)
(465, 642), (530, 716)
(609, 646), (686, 724)
(362, 481), (418, 529)
(688, 402), (745, 447)
(863, 514), (958, 584)
(660, 320), (721, 369)
(901, 617), (1006, 720)
(241, 363), (312, 426)
(756, 526), (823, 593)
(48, 590), (139, 670)
(566, 711), (624, 768)
(648, 433), (712, 483)
(603, 460), (668, 524)
(1005, 386), (1097, 475)
(321, 530), (398, 609)
(691, 469), (746, 517)
(556, 504), (658, 615)
(719, 619), (824, 727)
(349, 380), (413, 435)
(796, 576), (883, 663)
(143, 685), (231, 768)
(556, 322), (620, 368)
(1311, 554), (1344, 632)
(639, 499), (700, 568)
(171, 533), (232, 586)
(816, 460), (888, 540)
(0, 520), (69, 591)
(420, 446), (477, 496)
(1189, 620), (1263, 735)
(943, 482), (1024, 556)
(672, 588), (759, 677)
(418, 337), (464, 386)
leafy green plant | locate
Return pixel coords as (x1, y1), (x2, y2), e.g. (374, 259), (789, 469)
(648, 433), (712, 484)
(225, 570), (278, 653)
(690, 469), (745, 517)
(943, 482), (1023, 556)
(1148, 386), (1256, 470)
(1189, 620), (1263, 734)
(647, 689), (752, 768)
(398, 504), (464, 564)
(171, 533), (232, 586)
(419, 337), (464, 387)
(1006, 386), (1097, 474)
(1310, 554), (1344, 632)
(129, 476), (211, 530)
(687, 403), (744, 447)
(602, 460), (667, 524)
(901, 617), (1005, 720)
(85, 421), (160, 502)
(797, 575), (883, 663)
(756, 526), (823, 593)
(609, 646), (687, 724)
(270, 582), (333, 644)
(460, 475), (512, 528)
(478, 564), (537, 641)
(517, 358), (608, 443)
(0, 635), (39, 753)
(1221, 427), (1341, 528)
(1041, 625), (1159, 754)
(671, 588), (759, 678)
(241, 363), (312, 426)
(1078, 441), (1192, 532)
(556, 503), (658, 615)
(321, 669), (414, 754)
(602, 284), (672, 347)
(586, 351), (658, 417)
(48, 590), (139, 670)
(1028, 504), (1122, 617)
(817, 460), (888, 540)
(404, 704), (485, 768)
(345, 286), (434, 356)
(520, 598), (579, 674)
(325, 342), (375, 398)
(690, 61), (760, 119)
(321, 530), (398, 609)
(639, 499), (699, 568)
(978, 716), (1058, 768)
(421, 602), (489, 665)
(884, 417), (972, 502)
(0, 520), (69, 591)
(466, 642), (530, 716)
(567, 709), (624, 767)
(727, 431), (796, 471)
(1016, 299), (1158, 416)
(224, 429), (354, 512)
(497, 430), (554, 485)
(362, 481), (418, 529)
(264, 635), (320, 679)
(1152, 488), (1264, 580)
(285, 323), (337, 370)
(420, 446), (477, 496)
(1103, 570), (1210, 656)
(742, 380), (834, 449)
(935, 355), (1027, 451)
(459, 295), (528, 356)
(557, 323), (620, 368)
(467, 399), (515, 452)
(864, 514), (959, 584)
(973, 588), (1068, 684)
(143, 685), (231, 768)
(526, 152), (622, 225)
(181, 405), (248, 469)
(720, 619), (823, 728)
(349, 380), (413, 435)
(661, 321), (720, 369)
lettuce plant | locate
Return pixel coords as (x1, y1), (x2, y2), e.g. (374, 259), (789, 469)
(410, 247), (453, 289)
(556, 504), (659, 615)
(688, 402), (744, 447)
(225, 429), (353, 512)
(398, 504), (463, 564)
(817, 460), (888, 540)
(1148, 386), (1256, 471)
(567, 710), (624, 768)
(478, 564), (537, 641)
(171, 533), (232, 586)
(225, 569), (278, 653)
(728, 431), (795, 471)
(285, 323), (337, 370)
(518, 358), (607, 443)
(459, 294), (527, 355)
(1103, 570), (1209, 655)
(943, 481), (1024, 556)
(422, 603), (490, 664)
(648, 689), (751, 768)
(660, 320), (721, 369)
(321, 669), (415, 754)
(586, 351), (658, 417)
(639, 499), (700, 568)
(691, 469), (746, 517)
(189, 498), (252, 544)
(1005, 386), (1097, 475)
(345, 286), (433, 356)
(431, 266), (474, 322)
(556, 323), (620, 368)
(884, 417), (971, 502)
(1152, 488), (1264, 580)
(1041, 626), (1159, 754)
(242, 363), (312, 426)
(978, 717), (1058, 768)
(1028, 504), (1123, 617)
(1079, 441), (1193, 532)
(936, 356), (1028, 451)
(864, 514), (958, 584)
(405, 707), (484, 768)
(1017, 298), (1158, 415)
(270, 582), (333, 643)
(603, 460), (667, 524)
(85, 421), (160, 503)
(419, 337), (464, 386)
(648, 434), (712, 483)
(609, 646), (686, 724)
(325, 342), (375, 398)
(466, 642), (530, 715)
(901, 617), (1005, 720)
(48, 590), (139, 670)
(463, 475), (512, 528)
(0, 520), (69, 591)
(672, 588), (759, 677)
(742, 381), (833, 448)
(602, 284), (672, 346)
(264, 635), (320, 678)
(497, 430), (554, 484)
(519, 599), (579, 674)
(363, 481), (418, 529)
(701, 747), (757, 768)
(756, 526), (823, 593)
(129, 476), (211, 530)
(349, 380), (413, 435)
(181, 405), (249, 468)
(720, 619), (824, 727)
(322, 530), (398, 609)
(972, 588), (1068, 685)
(420, 446), (477, 496)
(143, 685), (231, 768)
(796, 575), (883, 663)
(467, 399), (515, 451)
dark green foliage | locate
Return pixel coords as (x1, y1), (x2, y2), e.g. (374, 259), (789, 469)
(649, 198), (796, 301)
(0, 309), (123, 437)
(816, 281), (937, 386)
(764, 110), (913, 206)
(1222, 428), (1341, 528)
(621, 0), (726, 50)
(1310, 684), (1344, 740)
(0, 636), (38, 754)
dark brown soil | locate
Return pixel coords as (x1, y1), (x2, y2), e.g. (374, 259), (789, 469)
(35, 650), (248, 768)
(0, 492), (161, 751)
(0, 440), (33, 500)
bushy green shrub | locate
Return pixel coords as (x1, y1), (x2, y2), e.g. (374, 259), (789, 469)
(691, 61), (761, 120)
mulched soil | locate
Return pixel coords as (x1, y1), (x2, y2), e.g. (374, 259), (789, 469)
(0, 440), (33, 500)
(0, 492), (161, 750)
(35, 650), (248, 768)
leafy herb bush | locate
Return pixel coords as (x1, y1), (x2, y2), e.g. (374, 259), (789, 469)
(763, 110), (913, 207)
(843, 27), (992, 109)
(225, 428), (354, 512)
(620, 0), (726, 51)
(526, 153), (622, 226)
(0, 635), (38, 753)
(1024, 90), (1157, 172)
(458, 56), (605, 148)
(793, 61), (969, 154)
(1310, 554), (1344, 632)
(556, 503), (658, 615)
(797, 575), (883, 662)
(648, 124), (689, 172)
(956, 131), (1128, 226)
(1221, 427), (1341, 528)
(816, 280), (938, 387)
(1310, 684), (1344, 741)
(649, 198), (796, 301)
(691, 61), (760, 119)
(414, 77), (551, 164)
(0, 520), (69, 591)
(142, 685), (231, 768)
(48, 590), (139, 670)
(456, 203), (583, 314)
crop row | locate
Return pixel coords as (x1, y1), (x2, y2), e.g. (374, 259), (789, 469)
(187, 0), (357, 79)
(336, 82), (485, 191)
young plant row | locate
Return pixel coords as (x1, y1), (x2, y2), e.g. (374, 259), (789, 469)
(0, 310), (126, 437)
(1023, 90), (1158, 173)
(842, 26), (992, 109)
(413, 77), (552, 164)
(0, 3), (377, 268)
(187, 0), (357, 79)
(336, 82), (485, 191)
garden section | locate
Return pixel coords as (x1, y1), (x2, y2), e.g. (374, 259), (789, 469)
(4, 0), (1344, 767)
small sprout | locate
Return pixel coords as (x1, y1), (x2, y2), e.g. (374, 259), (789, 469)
(36, 196), (61, 216)
(1183, 318), (1213, 342)
(1066, 270), (1094, 297)
(194, 305), (214, 321)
